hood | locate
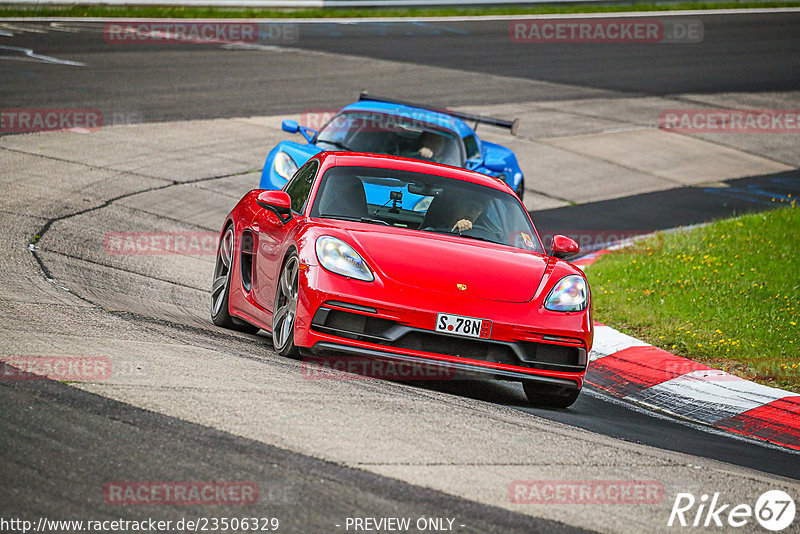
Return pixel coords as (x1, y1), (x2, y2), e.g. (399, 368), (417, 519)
(347, 228), (547, 303)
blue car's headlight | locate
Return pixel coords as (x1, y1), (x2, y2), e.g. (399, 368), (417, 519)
(315, 236), (373, 282)
(274, 151), (298, 181)
(544, 275), (588, 312)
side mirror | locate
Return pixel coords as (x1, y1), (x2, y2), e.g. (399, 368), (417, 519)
(256, 190), (293, 224)
(550, 234), (580, 259)
(281, 120), (299, 134)
(484, 155), (506, 172)
(282, 119), (318, 143)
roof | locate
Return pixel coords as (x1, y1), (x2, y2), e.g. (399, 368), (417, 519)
(339, 101), (475, 139)
(314, 151), (512, 194)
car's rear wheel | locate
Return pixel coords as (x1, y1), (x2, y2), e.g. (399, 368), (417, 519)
(523, 381), (580, 408)
(272, 252), (300, 358)
(515, 180), (525, 202)
(211, 225), (259, 334)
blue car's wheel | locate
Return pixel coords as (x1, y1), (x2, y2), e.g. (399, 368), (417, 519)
(515, 180), (524, 202)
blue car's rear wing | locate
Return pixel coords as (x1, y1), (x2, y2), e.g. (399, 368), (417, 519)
(359, 92), (519, 136)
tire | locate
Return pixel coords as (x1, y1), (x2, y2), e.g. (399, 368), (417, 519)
(523, 381), (580, 408)
(272, 251), (300, 358)
(211, 224), (260, 334)
(515, 180), (525, 202)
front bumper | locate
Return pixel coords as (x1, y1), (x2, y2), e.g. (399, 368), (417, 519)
(294, 265), (591, 389)
(304, 342), (581, 389)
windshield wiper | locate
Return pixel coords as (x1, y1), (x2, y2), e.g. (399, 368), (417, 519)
(361, 217), (390, 226)
(320, 214), (390, 226)
(317, 140), (353, 151)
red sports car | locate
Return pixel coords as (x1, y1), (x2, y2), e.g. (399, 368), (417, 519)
(212, 152), (592, 407)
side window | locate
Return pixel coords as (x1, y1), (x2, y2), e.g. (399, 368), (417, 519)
(463, 134), (480, 160)
(284, 160), (318, 213)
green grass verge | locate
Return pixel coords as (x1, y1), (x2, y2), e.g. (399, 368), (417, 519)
(585, 203), (800, 393)
(1, 1), (799, 19)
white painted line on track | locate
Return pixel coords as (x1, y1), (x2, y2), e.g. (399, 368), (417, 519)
(0, 44), (86, 66)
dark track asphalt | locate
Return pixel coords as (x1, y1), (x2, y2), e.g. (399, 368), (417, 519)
(291, 13), (800, 96)
(1, 13), (799, 122)
(532, 170), (800, 241)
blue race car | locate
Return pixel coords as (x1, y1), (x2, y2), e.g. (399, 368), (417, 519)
(259, 93), (526, 200)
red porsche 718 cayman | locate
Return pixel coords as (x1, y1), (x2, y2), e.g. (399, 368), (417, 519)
(212, 152), (592, 407)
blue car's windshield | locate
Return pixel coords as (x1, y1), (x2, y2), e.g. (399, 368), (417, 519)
(316, 111), (465, 168)
(310, 166), (542, 253)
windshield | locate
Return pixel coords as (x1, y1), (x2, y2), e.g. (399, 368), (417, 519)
(310, 166), (543, 253)
(315, 111), (465, 167)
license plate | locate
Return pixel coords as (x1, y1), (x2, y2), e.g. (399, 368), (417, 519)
(435, 313), (492, 339)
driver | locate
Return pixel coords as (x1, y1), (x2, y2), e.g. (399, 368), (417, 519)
(450, 198), (484, 234)
(417, 131), (445, 161)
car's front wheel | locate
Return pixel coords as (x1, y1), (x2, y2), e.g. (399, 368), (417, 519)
(523, 381), (580, 408)
(211, 225), (260, 334)
(272, 252), (300, 358)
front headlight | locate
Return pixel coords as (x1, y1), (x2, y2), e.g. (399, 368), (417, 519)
(315, 236), (373, 282)
(544, 275), (588, 312)
(274, 151), (298, 181)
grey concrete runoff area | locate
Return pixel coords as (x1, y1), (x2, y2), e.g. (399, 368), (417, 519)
(2, 81), (799, 533)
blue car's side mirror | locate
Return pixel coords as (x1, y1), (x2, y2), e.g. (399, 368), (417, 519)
(282, 120), (299, 134)
(283, 119), (317, 143)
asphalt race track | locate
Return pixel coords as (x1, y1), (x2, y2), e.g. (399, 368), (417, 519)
(2, 12), (799, 121)
(1, 12), (799, 534)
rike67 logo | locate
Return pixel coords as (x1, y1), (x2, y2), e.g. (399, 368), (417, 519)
(668, 490), (795, 531)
